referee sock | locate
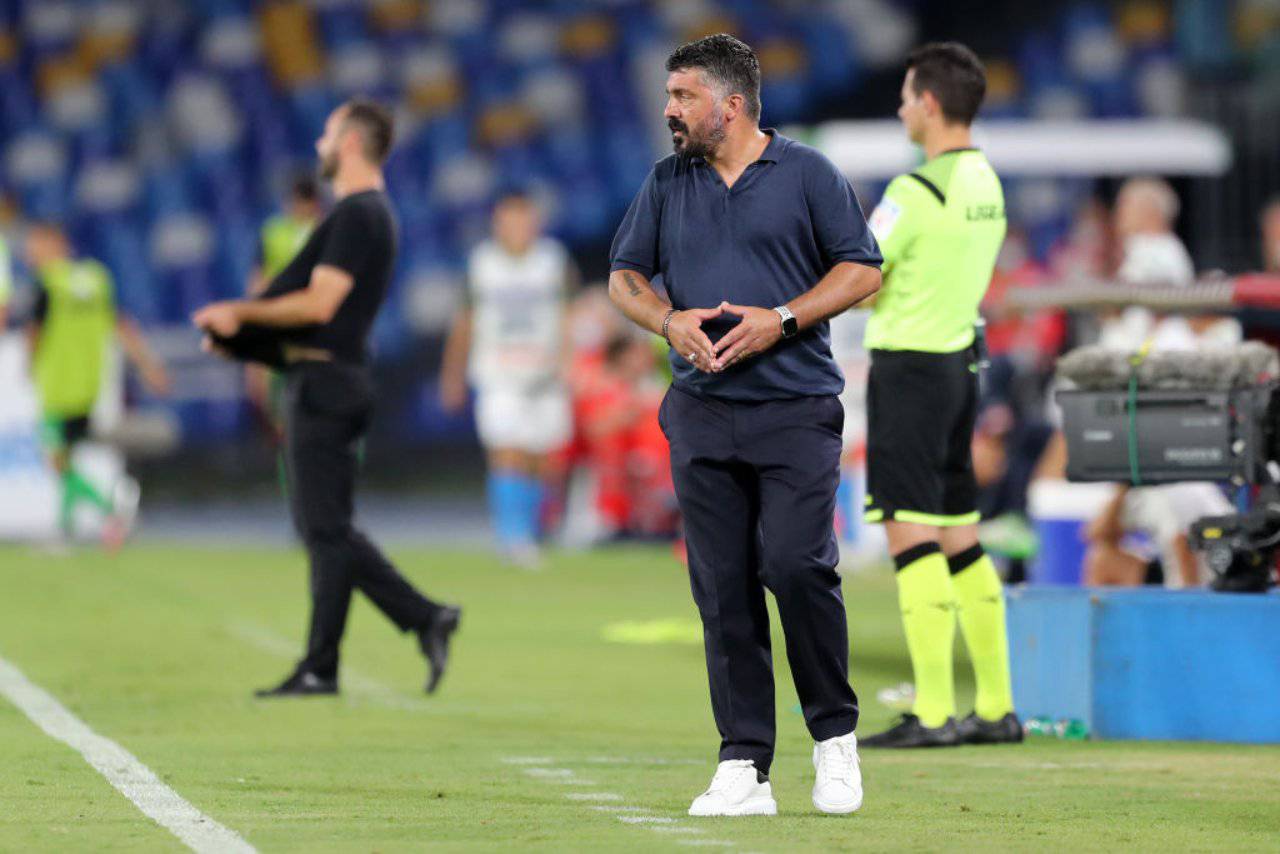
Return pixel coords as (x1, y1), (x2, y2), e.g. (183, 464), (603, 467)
(949, 545), (1015, 722)
(893, 542), (956, 728)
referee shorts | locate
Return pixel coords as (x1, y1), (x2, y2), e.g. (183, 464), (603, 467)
(865, 347), (980, 527)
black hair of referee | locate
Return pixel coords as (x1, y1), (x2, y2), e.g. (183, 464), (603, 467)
(193, 98), (461, 698)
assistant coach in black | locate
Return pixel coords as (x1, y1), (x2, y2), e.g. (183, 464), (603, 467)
(193, 99), (460, 698)
(609, 36), (882, 817)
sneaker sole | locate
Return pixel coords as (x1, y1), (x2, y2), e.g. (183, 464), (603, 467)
(812, 794), (863, 815)
(688, 796), (777, 817)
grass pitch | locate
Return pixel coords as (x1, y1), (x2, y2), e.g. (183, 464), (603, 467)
(1, 541), (1277, 851)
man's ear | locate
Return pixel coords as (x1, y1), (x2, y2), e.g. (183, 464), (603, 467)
(724, 92), (745, 123)
(922, 89), (943, 120)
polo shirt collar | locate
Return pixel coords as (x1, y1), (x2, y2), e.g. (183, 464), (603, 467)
(757, 128), (783, 162)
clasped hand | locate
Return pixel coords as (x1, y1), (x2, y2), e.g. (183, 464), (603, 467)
(665, 301), (784, 373)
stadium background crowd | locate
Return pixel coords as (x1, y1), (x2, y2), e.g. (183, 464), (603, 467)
(3, 0), (1280, 559)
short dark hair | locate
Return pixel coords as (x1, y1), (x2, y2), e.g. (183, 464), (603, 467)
(341, 98), (394, 164)
(665, 33), (761, 121)
(289, 173), (319, 202)
(906, 42), (987, 126)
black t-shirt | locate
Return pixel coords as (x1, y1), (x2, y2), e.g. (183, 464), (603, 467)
(259, 189), (397, 364)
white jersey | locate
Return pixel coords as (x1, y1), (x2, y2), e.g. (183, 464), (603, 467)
(467, 238), (570, 388)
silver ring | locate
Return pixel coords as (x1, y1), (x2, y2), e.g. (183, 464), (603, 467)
(687, 352), (697, 361)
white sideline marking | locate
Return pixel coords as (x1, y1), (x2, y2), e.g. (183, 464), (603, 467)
(524, 768), (576, 778)
(580, 756), (704, 766)
(677, 841), (734, 848)
(518, 757), (731, 849)
(521, 767), (597, 785)
(565, 792), (624, 802)
(0, 655), (255, 854)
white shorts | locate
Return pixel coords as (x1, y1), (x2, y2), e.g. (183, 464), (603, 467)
(1122, 483), (1234, 588)
(475, 384), (572, 454)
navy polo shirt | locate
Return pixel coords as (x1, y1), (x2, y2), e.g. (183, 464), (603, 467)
(609, 130), (881, 402)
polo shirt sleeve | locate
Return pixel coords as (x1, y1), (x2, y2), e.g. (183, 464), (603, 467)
(804, 153), (882, 270)
(609, 166), (663, 279)
(868, 175), (920, 277)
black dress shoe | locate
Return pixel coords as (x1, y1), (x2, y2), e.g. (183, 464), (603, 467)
(418, 606), (462, 694)
(254, 670), (338, 698)
(957, 712), (1025, 745)
(861, 714), (960, 748)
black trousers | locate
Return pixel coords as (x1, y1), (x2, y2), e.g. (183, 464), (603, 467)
(660, 386), (857, 774)
(284, 362), (441, 679)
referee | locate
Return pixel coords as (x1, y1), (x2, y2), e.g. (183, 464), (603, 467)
(609, 35), (881, 816)
(193, 99), (460, 698)
(859, 44), (1020, 748)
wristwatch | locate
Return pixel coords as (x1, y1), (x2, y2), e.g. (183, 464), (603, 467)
(773, 305), (798, 339)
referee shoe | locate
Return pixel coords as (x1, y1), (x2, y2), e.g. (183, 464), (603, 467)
(861, 714), (960, 748)
(957, 712), (1024, 745)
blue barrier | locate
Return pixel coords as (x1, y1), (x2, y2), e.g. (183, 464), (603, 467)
(1007, 586), (1280, 742)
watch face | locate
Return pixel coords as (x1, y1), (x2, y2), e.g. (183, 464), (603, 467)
(783, 315), (798, 337)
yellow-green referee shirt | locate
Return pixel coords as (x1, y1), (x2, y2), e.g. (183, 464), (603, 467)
(865, 148), (1006, 353)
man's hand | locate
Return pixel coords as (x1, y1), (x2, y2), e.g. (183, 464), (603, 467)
(201, 335), (233, 360)
(666, 307), (723, 373)
(712, 302), (784, 370)
(192, 301), (242, 338)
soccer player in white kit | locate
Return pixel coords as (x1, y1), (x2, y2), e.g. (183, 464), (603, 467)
(440, 191), (576, 567)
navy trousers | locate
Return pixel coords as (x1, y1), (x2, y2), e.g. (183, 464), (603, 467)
(660, 386), (858, 775)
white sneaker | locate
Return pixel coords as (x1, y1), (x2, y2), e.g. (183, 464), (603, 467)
(812, 732), (863, 814)
(688, 759), (777, 817)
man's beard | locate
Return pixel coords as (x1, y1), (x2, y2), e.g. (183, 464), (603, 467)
(318, 149), (339, 180)
(669, 111), (726, 160)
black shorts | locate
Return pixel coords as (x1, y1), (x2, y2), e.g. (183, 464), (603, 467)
(40, 414), (92, 452)
(865, 348), (979, 527)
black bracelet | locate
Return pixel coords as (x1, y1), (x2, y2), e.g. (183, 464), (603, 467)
(661, 308), (677, 342)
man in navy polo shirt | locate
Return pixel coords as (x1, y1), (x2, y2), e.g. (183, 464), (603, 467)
(608, 34), (882, 817)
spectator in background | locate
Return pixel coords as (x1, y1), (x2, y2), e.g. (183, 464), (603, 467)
(248, 174), (324, 297)
(1081, 180), (1238, 589)
(24, 222), (170, 548)
(1113, 177), (1195, 285)
(439, 191), (578, 569)
(1099, 177), (1195, 349)
(572, 332), (676, 540)
(1261, 197), (1280, 273)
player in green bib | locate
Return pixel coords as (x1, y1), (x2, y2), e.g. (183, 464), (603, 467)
(24, 223), (170, 547)
(859, 44), (1021, 748)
